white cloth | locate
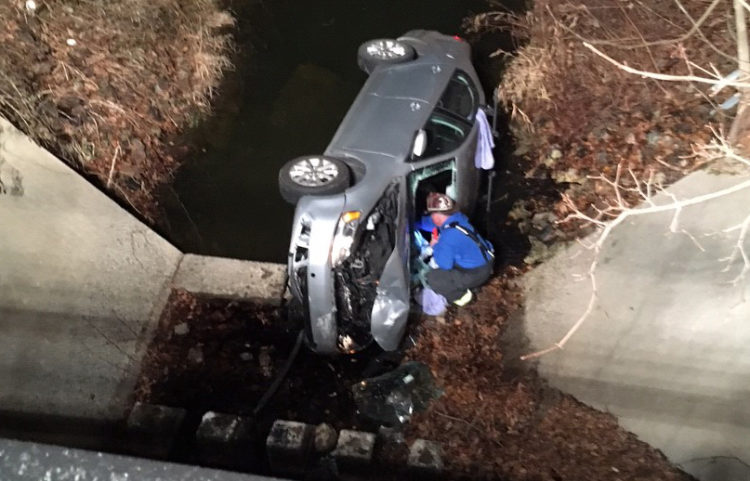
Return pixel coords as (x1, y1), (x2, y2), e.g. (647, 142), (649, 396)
(475, 109), (495, 170)
(421, 287), (447, 316)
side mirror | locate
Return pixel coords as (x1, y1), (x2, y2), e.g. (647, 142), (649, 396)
(411, 129), (427, 158)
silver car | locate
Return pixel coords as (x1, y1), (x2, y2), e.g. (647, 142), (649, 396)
(278, 30), (487, 354)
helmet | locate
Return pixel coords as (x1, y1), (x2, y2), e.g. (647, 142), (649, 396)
(426, 192), (456, 213)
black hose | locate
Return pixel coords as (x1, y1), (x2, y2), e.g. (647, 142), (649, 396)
(252, 329), (304, 416)
(280, 255), (291, 308)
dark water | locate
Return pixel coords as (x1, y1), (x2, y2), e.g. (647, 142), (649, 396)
(160, 0), (520, 262)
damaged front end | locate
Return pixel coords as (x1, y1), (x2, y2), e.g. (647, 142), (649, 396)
(333, 183), (402, 353)
(287, 182), (409, 355)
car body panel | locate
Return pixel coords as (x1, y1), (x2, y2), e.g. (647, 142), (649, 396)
(289, 195), (346, 351)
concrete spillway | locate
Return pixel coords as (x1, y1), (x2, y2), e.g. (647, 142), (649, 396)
(0, 116), (285, 424)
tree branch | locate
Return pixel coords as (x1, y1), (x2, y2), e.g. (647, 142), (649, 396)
(584, 42), (750, 88)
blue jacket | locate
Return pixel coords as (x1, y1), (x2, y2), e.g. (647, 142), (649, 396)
(416, 212), (494, 270)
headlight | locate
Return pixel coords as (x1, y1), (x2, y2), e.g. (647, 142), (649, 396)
(330, 210), (361, 267)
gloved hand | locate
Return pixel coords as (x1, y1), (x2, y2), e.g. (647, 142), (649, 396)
(419, 245), (433, 260)
(428, 257), (439, 269)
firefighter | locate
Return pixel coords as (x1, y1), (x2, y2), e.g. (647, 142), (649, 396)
(416, 192), (494, 308)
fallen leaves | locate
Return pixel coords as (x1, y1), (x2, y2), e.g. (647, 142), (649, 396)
(0, 0), (234, 221)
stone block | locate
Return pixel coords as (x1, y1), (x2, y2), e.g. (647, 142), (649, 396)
(332, 429), (376, 472)
(313, 423), (338, 453)
(125, 402), (186, 458)
(195, 411), (256, 469)
(408, 439), (444, 478)
(266, 420), (313, 476)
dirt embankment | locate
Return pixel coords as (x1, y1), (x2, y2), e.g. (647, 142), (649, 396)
(405, 0), (735, 479)
(485, 0), (734, 252)
(0, 0), (234, 220)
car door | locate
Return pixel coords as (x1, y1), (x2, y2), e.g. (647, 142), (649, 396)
(408, 69), (480, 212)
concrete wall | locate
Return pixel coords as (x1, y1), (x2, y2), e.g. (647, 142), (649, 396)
(0, 116), (288, 423)
(0, 438), (284, 481)
(524, 171), (750, 481)
(0, 117), (183, 420)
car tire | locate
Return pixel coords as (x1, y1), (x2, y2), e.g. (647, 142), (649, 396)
(278, 155), (351, 205)
(357, 38), (416, 74)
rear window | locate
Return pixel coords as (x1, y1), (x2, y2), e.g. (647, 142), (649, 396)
(421, 113), (467, 158)
(436, 70), (479, 122)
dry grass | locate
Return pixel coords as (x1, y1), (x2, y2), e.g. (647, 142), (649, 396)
(0, 0), (235, 219)
(478, 0), (735, 216)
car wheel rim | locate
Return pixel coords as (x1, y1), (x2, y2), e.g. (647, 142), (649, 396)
(366, 40), (407, 59)
(289, 157), (339, 187)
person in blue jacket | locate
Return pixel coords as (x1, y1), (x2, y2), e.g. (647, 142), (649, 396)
(416, 192), (494, 307)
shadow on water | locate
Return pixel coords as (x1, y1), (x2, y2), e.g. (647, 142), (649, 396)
(160, 0), (524, 262)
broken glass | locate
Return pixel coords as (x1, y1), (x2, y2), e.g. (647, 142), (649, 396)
(352, 361), (443, 426)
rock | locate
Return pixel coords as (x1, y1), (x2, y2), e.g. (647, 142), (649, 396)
(56, 96), (83, 115)
(266, 420), (314, 477)
(646, 131), (660, 145)
(538, 225), (559, 243)
(259, 346), (273, 377)
(195, 412), (256, 469)
(524, 237), (563, 265)
(407, 439), (444, 475)
(507, 201), (532, 221)
(596, 151), (609, 165)
(332, 430), (376, 469)
(126, 403), (186, 458)
(314, 423), (338, 453)
(378, 425), (405, 444)
(173, 322), (189, 336)
(531, 212), (558, 231)
(552, 168), (585, 184)
(550, 148), (563, 160)
(188, 346), (203, 364)
(513, 144), (530, 156)
(240, 352), (253, 361)
(625, 132), (637, 145)
(525, 165), (549, 180)
(128, 138), (146, 165)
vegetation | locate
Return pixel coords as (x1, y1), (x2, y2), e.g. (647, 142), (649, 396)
(0, 0), (234, 219)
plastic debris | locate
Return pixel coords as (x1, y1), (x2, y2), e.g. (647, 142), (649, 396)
(352, 361), (443, 426)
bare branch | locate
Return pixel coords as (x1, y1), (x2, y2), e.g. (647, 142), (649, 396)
(522, 165), (750, 361)
(106, 142), (120, 189)
(547, 0), (723, 49)
(721, 212), (750, 289)
(584, 42), (750, 88)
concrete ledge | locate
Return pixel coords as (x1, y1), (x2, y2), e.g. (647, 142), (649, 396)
(173, 254), (285, 304)
(0, 437), (279, 481)
(126, 402), (186, 458)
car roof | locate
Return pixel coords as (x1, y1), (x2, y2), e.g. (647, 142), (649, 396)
(325, 48), (458, 163)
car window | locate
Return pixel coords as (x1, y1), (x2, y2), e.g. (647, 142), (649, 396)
(409, 71), (478, 161)
(408, 160), (456, 215)
(436, 70), (478, 122)
(421, 112), (467, 158)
